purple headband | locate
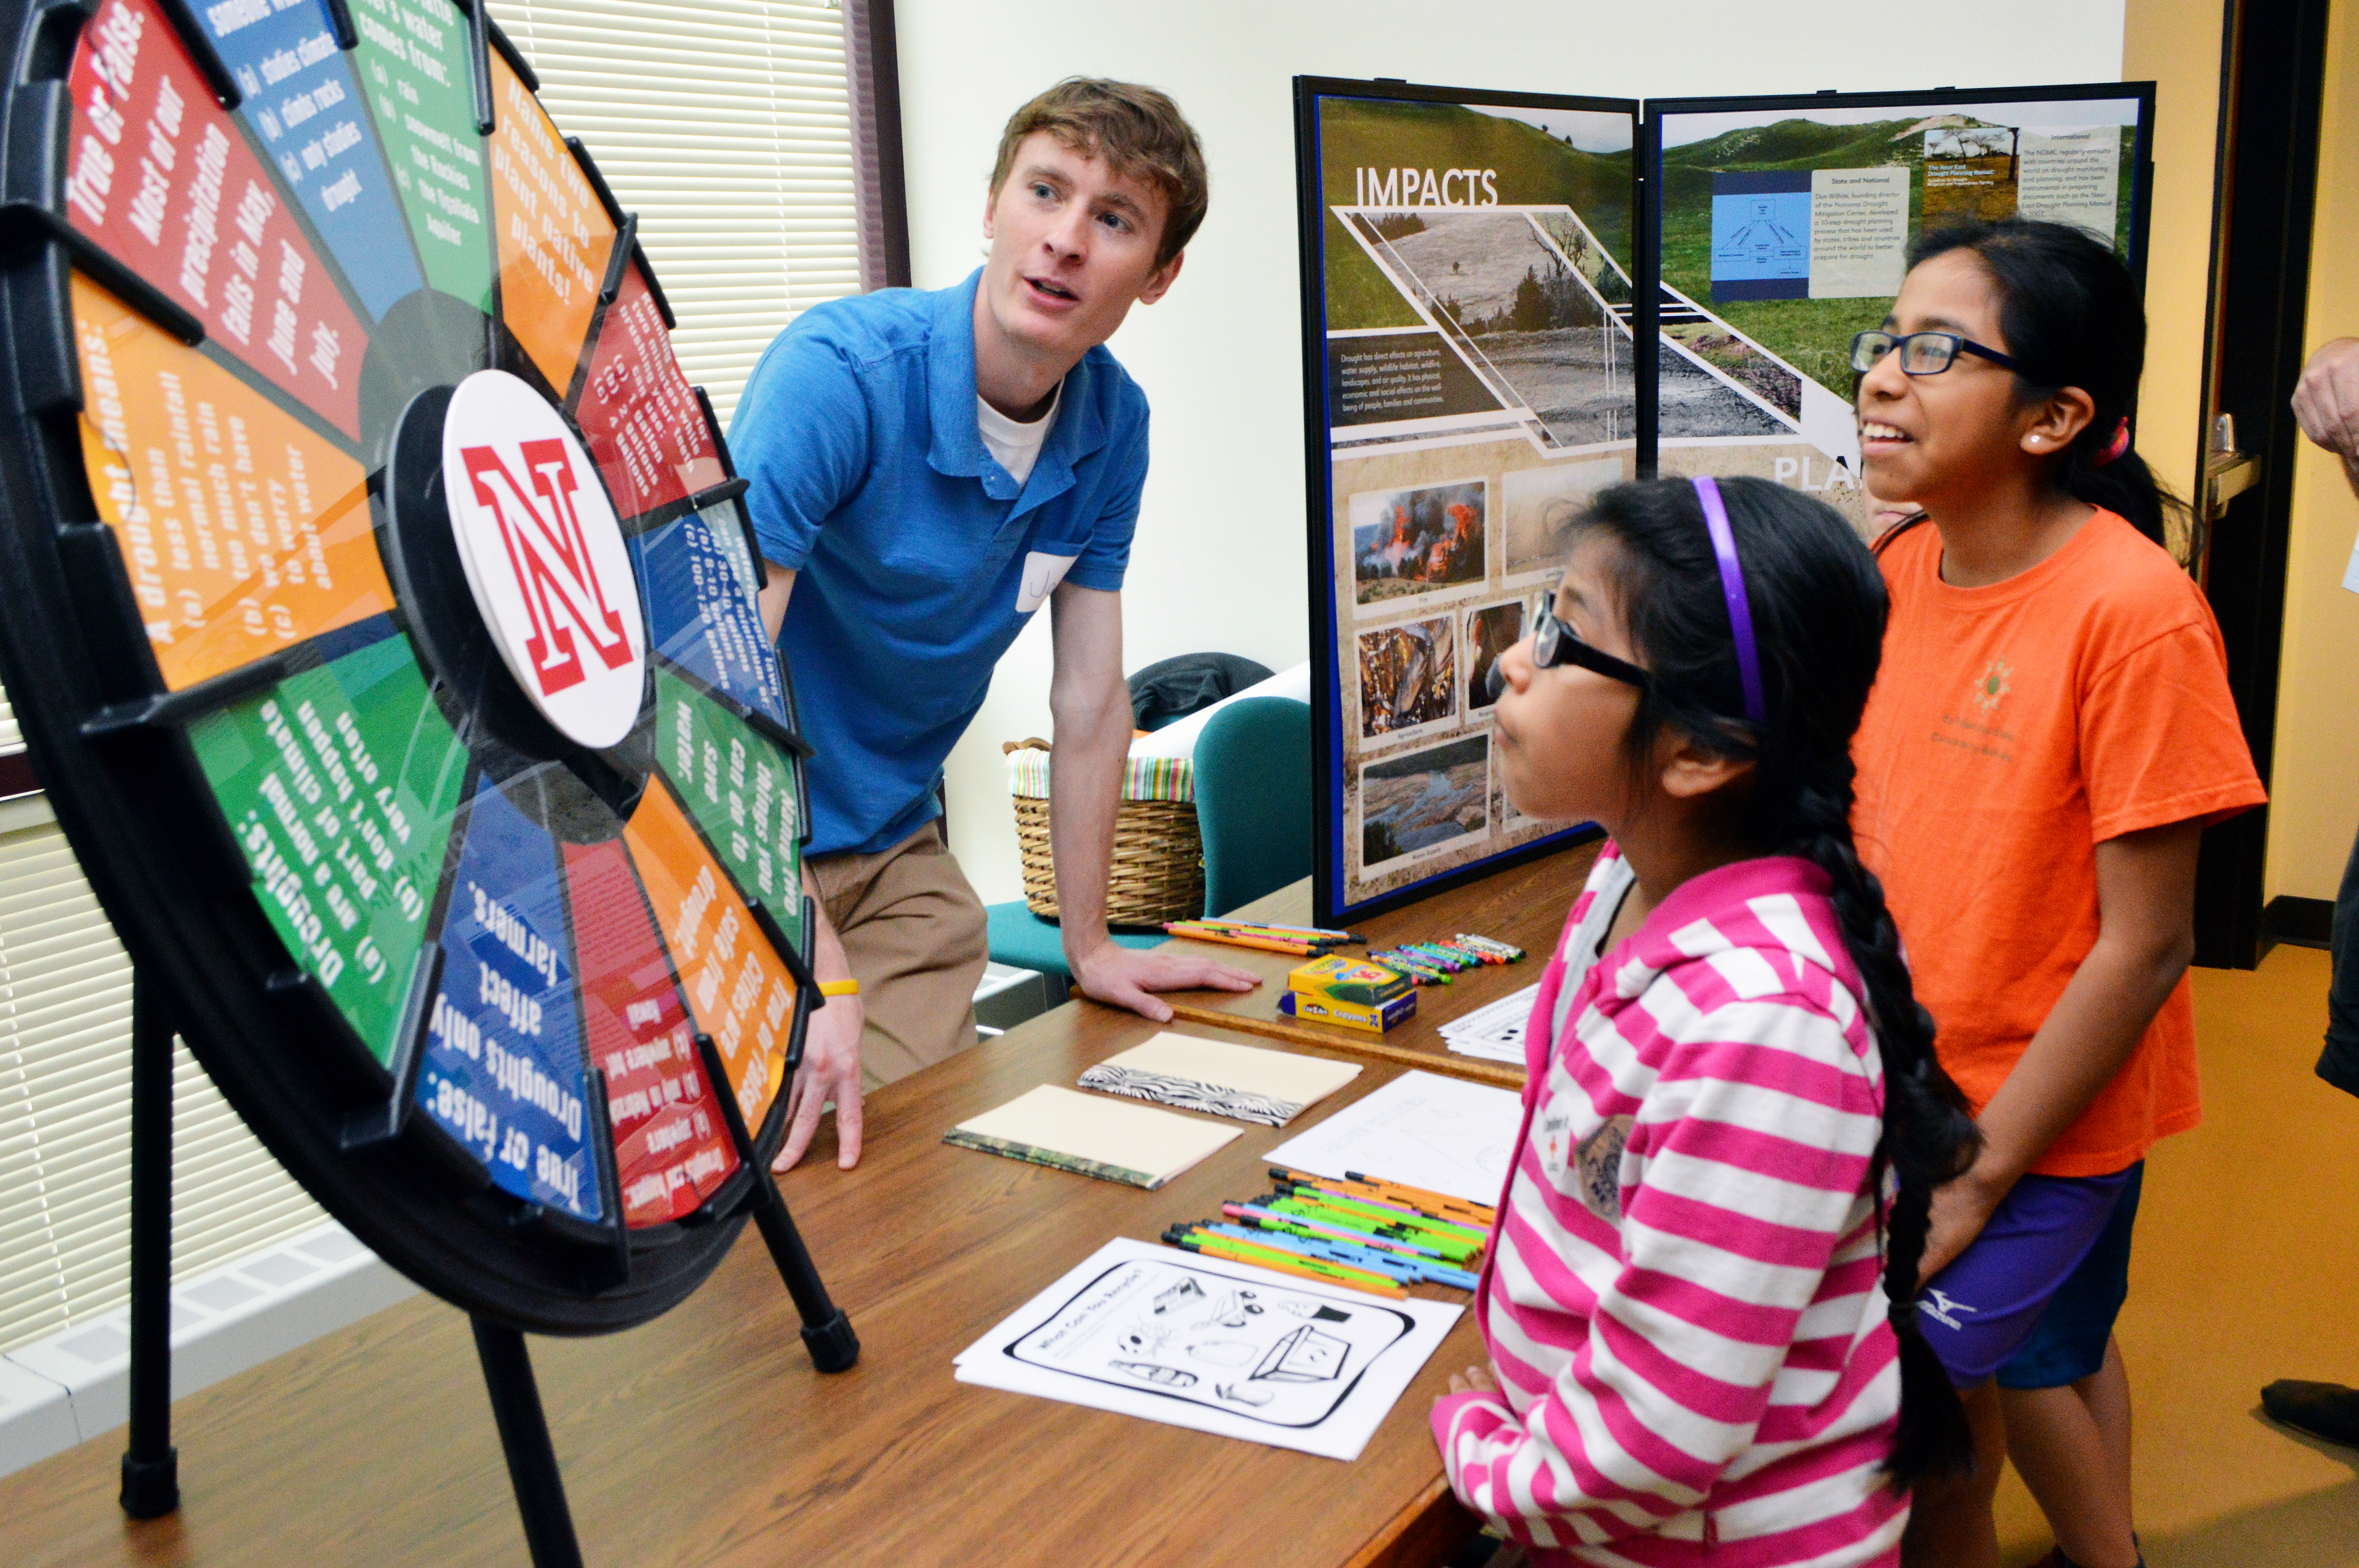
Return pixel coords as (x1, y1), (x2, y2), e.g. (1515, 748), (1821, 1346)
(1690, 475), (1768, 728)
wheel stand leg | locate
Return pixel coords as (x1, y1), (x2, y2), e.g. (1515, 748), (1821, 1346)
(694, 1036), (859, 1373)
(749, 1177), (860, 1373)
(471, 1319), (584, 1568)
(120, 973), (179, 1519)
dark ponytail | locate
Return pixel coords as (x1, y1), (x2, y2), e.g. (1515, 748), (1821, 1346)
(1568, 476), (1982, 1488)
(1908, 218), (2179, 546)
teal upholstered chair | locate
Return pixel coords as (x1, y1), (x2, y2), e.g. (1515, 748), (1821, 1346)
(1192, 697), (1312, 918)
(983, 695), (1314, 995)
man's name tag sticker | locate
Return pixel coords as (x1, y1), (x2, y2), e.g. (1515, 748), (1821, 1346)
(1016, 550), (1078, 614)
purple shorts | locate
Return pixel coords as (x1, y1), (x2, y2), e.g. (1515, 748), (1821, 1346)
(1916, 1165), (2141, 1390)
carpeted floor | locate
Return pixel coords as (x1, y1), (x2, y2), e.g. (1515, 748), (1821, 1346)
(1993, 943), (2359, 1566)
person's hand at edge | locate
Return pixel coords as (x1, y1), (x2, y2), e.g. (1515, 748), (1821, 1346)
(773, 991), (863, 1172)
(1068, 938), (1260, 1024)
(1441, 1363), (1501, 1401)
(1916, 1169), (2007, 1282)
(774, 871), (863, 1172)
(2292, 337), (2359, 494)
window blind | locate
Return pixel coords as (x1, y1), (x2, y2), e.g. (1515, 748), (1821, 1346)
(0, 678), (18, 754)
(0, 1), (868, 1359)
(0, 823), (323, 1357)
(488, 0), (863, 426)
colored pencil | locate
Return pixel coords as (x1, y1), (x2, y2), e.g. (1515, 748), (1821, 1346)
(1223, 1201), (1449, 1261)
(1161, 924), (1319, 955)
(1340, 1171), (1496, 1226)
(1269, 1176), (1490, 1243)
(1164, 1229), (1407, 1298)
(1264, 1193), (1485, 1261)
(1214, 1216), (1481, 1290)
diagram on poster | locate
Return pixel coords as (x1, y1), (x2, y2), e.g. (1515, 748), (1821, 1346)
(1654, 92), (2146, 512)
(954, 1238), (1461, 1461)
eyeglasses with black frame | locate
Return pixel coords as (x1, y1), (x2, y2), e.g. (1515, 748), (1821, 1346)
(1849, 329), (2026, 377)
(1532, 604), (1650, 690)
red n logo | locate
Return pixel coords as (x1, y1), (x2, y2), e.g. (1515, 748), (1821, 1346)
(462, 439), (636, 696)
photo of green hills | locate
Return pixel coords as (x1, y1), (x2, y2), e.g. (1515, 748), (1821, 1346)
(1658, 112), (2139, 395)
(1315, 97), (1634, 332)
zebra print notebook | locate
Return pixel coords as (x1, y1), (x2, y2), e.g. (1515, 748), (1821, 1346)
(1078, 1033), (1363, 1127)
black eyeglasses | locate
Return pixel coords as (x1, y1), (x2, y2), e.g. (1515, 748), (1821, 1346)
(1849, 329), (2025, 377)
(1532, 605), (1650, 690)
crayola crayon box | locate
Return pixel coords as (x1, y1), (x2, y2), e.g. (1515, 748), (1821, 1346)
(1285, 955), (1414, 1009)
(1278, 987), (1416, 1035)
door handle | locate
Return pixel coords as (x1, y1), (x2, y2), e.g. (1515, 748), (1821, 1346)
(2203, 413), (2262, 523)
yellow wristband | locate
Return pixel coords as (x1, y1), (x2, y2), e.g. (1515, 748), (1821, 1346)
(819, 979), (860, 997)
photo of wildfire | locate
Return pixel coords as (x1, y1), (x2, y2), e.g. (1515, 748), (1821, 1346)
(1351, 479), (1488, 606)
(1358, 616), (1456, 738)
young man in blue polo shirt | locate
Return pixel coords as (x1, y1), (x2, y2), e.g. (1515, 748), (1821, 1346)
(740, 79), (1258, 1172)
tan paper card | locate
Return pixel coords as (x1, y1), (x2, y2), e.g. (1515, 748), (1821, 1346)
(1078, 1032), (1362, 1126)
(944, 1084), (1242, 1189)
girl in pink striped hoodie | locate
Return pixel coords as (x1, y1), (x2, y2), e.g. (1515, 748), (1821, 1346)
(1434, 475), (1980, 1565)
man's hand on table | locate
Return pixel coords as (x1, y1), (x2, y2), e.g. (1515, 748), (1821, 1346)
(1069, 938), (1261, 1024)
(772, 985), (864, 1172)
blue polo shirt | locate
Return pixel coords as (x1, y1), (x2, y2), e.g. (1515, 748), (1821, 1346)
(731, 269), (1149, 857)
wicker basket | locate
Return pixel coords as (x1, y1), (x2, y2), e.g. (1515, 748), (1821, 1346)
(1005, 739), (1203, 926)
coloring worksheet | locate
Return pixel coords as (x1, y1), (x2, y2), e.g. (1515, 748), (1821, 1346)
(1439, 982), (1543, 1064)
(1265, 1069), (1523, 1207)
(955, 1238), (1461, 1461)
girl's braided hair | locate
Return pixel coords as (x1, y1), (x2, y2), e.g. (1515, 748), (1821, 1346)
(1566, 475), (1981, 1486)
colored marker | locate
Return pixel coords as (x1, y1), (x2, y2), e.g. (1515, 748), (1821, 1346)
(1456, 933), (1527, 961)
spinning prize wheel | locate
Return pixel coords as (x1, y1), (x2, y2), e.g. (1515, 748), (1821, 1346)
(0, 0), (849, 1396)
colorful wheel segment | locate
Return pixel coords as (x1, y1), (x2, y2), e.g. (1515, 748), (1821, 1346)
(19, 0), (816, 1308)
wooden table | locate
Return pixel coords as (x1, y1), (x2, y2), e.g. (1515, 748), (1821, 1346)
(0, 848), (1595, 1568)
(1162, 840), (1599, 1087)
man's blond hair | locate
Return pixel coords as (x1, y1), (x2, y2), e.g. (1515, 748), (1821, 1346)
(990, 79), (1208, 270)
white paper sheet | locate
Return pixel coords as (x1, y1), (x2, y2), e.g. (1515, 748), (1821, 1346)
(1438, 982), (1542, 1064)
(953, 1237), (1461, 1461)
(1264, 1070), (1523, 1206)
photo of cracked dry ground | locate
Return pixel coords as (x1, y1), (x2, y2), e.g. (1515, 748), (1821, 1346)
(1360, 735), (1490, 868)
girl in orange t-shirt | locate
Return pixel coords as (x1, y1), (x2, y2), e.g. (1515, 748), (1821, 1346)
(1849, 219), (2264, 1568)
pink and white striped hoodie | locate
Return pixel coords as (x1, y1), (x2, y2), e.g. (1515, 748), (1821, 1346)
(1431, 844), (1906, 1566)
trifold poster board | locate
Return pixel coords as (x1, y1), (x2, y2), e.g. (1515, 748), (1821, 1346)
(1295, 78), (2154, 926)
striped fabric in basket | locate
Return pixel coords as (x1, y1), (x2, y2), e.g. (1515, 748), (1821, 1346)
(1005, 747), (1195, 804)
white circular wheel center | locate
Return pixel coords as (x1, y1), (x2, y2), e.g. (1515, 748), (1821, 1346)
(442, 370), (647, 750)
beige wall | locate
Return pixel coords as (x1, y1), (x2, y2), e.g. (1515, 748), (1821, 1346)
(900, 0), (2129, 906)
(2264, 0), (2359, 903)
(2125, 0), (2226, 511)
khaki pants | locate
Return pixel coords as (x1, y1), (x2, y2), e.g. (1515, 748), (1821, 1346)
(809, 820), (989, 1091)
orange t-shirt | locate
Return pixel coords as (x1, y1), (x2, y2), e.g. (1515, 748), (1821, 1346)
(1853, 510), (2264, 1177)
